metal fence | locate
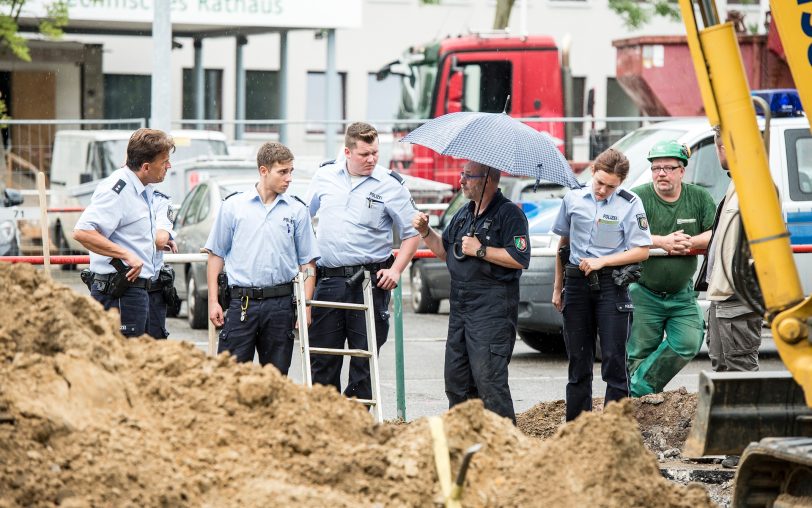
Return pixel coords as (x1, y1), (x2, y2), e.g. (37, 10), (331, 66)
(2, 118), (146, 190)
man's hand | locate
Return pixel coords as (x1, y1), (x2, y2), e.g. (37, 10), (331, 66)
(375, 267), (401, 290)
(413, 212), (430, 238)
(660, 230), (692, 255)
(552, 287), (563, 312)
(122, 252), (144, 281)
(461, 235), (482, 257)
(209, 301), (224, 327)
(579, 257), (606, 275)
(295, 307), (313, 329)
(165, 239), (178, 253)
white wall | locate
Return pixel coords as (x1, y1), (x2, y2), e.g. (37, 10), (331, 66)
(60, 0), (769, 158)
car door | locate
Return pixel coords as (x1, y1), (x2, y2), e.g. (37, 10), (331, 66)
(173, 184), (208, 297)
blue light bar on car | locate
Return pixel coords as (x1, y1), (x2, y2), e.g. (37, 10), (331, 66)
(751, 89), (804, 117)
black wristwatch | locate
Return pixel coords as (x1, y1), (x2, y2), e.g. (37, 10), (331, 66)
(476, 245), (487, 258)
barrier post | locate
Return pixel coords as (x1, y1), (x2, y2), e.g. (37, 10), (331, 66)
(36, 172), (51, 278)
(394, 275), (406, 420)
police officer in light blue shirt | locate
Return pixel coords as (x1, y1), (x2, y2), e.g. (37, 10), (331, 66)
(205, 142), (318, 374)
(551, 148), (651, 422)
(74, 128), (175, 338)
(305, 122), (420, 401)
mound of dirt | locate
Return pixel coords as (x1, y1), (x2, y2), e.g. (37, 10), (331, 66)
(0, 264), (713, 507)
(517, 387), (698, 458)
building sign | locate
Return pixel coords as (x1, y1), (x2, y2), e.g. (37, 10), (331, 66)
(24, 0), (362, 29)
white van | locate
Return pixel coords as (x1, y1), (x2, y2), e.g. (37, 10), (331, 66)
(49, 129), (228, 253)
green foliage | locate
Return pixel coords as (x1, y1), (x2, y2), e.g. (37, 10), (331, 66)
(608, 0), (681, 29)
(0, 0), (68, 62)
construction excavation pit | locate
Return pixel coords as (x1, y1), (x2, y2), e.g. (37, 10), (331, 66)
(1, 263), (718, 507)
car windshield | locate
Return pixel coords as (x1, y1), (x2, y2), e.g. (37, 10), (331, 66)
(612, 127), (688, 187)
(399, 62), (438, 120)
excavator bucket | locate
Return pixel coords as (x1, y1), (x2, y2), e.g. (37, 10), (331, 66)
(684, 371), (812, 457)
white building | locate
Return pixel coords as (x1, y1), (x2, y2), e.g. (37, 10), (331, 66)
(7, 0), (768, 162)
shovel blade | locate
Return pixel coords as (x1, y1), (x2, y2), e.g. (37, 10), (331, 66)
(684, 371), (812, 457)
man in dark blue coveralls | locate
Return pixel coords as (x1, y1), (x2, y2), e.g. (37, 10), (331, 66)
(414, 161), (530, 423)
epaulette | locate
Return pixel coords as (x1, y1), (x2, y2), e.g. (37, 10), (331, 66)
(388, 170), (404, 185)
(223, 191), (241, 201)
(153, 190), (170, 200)
(319, 159), (336, 168)
(112, 179), (126, 194)
(290, 195), (307, 207)
(617, 189), (636, 202)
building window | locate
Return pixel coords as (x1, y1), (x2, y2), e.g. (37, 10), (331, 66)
(245, 70), (281, 133)
(367, 72), (400, 121)
(182, 68), (223, 127)
(104, 74), (151, 121)
(306, 71), (346, 134)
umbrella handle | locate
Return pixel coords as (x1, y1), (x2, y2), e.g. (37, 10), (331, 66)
(452, 241), (467, 261)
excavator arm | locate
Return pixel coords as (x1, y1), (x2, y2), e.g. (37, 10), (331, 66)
(679, 1), (812, 505)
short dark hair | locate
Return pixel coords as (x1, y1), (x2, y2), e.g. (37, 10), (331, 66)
(592, 148), (630, 181)
(345, 122), (378, 149)
(126, 128), (175, 171)
(257, 141), (294, 169)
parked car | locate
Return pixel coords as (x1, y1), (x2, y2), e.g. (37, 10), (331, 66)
(0, 186), (24, 256)
(408, 177), (568, 352)
(172, 175), (312, 329)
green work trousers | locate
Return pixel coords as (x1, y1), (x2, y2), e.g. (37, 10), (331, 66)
(627, 283), (704, 397)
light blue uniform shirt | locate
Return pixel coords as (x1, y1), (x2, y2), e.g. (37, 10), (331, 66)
(151, 189), (175, 278)
(552, 187), (651, 265)
(306, 161), (418, 268)
(75, 166), (158, 278)
(204, 185), (319, 287)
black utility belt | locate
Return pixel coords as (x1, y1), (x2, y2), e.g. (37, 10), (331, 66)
(231, 283), (293, 300)
(564, 265), (610, 278)
(318, 257), (394, 278)
(93, 273), (153, 290)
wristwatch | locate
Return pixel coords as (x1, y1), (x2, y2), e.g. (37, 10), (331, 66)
(476, 245), (487, 258)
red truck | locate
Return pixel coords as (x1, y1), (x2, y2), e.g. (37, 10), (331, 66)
(377, 34), (567, 189)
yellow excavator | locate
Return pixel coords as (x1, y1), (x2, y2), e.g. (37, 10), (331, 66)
(678, 0), (812, 505)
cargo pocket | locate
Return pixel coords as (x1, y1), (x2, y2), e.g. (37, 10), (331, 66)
(359, 199), (385, 229)
(615, 287), (633, 313)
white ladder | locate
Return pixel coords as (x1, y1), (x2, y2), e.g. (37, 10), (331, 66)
(293, 270), (383, 423)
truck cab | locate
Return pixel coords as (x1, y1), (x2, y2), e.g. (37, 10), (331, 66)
(379, 34), (564, 189)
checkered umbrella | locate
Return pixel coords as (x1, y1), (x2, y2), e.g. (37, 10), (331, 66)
(401, 112), (580, 189)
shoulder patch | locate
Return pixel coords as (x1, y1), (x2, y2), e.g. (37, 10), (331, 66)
(636, 213), (649, 231)
(388, 170), (404, 185)
(290, 195), (307, 207)
(617, 189), (636, 202)
(112, 179), (126, 194)
(223, 191), (242, 201)
(319, 159), (336, 168)
(153, 190), (170, 200)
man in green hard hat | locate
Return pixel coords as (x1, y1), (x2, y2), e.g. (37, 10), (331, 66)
(626, 140), (716, 396)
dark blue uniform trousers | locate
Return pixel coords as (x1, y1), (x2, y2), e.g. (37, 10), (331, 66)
(446, 280), (518, 423)
(146, 290), (169, 339)
(218, 295), (295, 373)
(562, 272), (632, 421)
(91, 285), (149, 338)
(309, 276), (390, 400)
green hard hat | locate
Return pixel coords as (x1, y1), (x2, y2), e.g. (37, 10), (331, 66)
(647, 140), (690, 165)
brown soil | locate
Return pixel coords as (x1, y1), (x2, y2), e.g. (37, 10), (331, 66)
(518, 390), (698, 457)
(0, 264), (713, 507)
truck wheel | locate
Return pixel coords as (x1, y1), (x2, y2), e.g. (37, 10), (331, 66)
(410, 263), (439, 314)
(187, 275), (208, 330)
(519, 331), (565, 354)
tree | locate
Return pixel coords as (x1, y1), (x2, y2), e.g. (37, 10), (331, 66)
(0, 0), (68, 63)
(607, 0), (680, 29)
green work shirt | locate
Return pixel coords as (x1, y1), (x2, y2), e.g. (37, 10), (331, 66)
(632, 182), (716, 293)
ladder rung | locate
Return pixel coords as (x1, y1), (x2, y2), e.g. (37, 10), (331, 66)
(309, 347), (373, 358)
(352, 398), (377, 406)
(308, 300), (368, 311)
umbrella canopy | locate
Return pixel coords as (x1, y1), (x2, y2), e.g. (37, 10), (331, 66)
(401, 112), (581, 189)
